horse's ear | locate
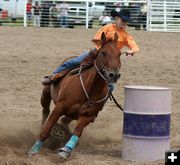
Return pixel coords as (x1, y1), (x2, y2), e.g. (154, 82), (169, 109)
(114, 32), (118, 44)
(101, 32), (107, 43)
(92, 32), (106, 46)
(92, 39), (102, 46)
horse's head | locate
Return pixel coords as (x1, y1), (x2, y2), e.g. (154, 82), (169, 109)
(92, 32), (121, 83)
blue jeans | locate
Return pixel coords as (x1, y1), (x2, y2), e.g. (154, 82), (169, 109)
(53, 51), (89, 74)
(53, 51), (114, 92)
(60, 16), (68, 27)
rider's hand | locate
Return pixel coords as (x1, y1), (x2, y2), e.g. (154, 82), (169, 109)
(125, 50), (134, 56)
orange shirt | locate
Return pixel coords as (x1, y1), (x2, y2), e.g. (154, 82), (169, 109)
(94, 23), (139, 52)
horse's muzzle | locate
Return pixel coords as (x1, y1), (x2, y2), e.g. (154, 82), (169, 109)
(108, 71), (121, 83)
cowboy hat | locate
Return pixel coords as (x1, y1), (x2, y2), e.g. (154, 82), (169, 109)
(111, 9), (131, 22)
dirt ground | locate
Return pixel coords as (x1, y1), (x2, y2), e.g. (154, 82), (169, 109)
(0, 27), (179, 165)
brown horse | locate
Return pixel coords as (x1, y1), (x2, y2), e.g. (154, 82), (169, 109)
(28, 32), (121, 160)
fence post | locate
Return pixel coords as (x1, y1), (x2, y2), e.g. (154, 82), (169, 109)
(147, 0), (151, 31)
(86, 0), (89, 29)
(164, 0), (167, 32)
(24, 0), (27, 27)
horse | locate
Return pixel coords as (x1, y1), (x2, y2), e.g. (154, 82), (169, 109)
(28, 32), (121, 160)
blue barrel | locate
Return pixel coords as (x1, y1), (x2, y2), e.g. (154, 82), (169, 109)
(122, 86), (171, 161)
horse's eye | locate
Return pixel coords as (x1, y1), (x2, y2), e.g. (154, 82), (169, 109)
(101, 51), (107, 56)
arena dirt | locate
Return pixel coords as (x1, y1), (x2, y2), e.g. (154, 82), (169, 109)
(0, 27), (179, 165)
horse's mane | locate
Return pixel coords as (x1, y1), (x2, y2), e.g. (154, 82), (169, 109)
(81, 39), (114, 66)
(81, 48), (98, 66)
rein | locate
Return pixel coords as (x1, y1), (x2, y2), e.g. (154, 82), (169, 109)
(78, 41), (123, 110)
(78, 64), (109, 105)
(109, 92), (124, 111)
(94, 61), (107, 82)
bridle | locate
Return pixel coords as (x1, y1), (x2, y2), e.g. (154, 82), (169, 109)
(94, 61), (107, 82)
(93, 41), (112, 82)
(78, 42), (112, 105)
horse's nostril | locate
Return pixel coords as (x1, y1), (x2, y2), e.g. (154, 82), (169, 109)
(117, 73), (121, 79)
(109, 73), (114, 78)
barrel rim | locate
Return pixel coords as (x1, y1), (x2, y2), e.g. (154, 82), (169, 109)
(123, 134), (170, 139)
(123, 111), (172, 115)
(124, 85), (171, 91)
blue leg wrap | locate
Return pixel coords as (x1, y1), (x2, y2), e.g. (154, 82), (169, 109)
(65, 135), (79, 150)
(29, 140), (43, 155)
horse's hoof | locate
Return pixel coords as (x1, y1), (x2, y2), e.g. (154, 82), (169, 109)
(58, 147), (71, 160)
(26, 148), (40, 157)
(26, 151), (38, 158)
(58, 151), (69, 160)
(27, 140), (42, 157)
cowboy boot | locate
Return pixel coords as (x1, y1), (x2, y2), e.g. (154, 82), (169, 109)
(41, 72), (66, 86)
(41, 75), (54, 86)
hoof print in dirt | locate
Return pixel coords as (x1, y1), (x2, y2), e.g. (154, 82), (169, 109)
(46, 123), (71, 150)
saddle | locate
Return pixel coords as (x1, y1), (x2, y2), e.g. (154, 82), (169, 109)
(42, 49), (97, 86)
(53, 63), (92, 85)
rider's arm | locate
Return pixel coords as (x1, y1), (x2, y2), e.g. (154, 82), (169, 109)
(125, 33), (140, 53)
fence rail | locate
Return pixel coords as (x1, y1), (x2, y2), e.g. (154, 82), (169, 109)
(0, 0), (180, 32)
(0, 0), (147, 29)
(147, 0), (180, 32)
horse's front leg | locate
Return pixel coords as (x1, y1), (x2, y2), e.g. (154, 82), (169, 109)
(58, 116), (93, 160)
(28, 102), (64, 156)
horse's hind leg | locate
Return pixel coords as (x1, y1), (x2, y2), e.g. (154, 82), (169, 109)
(60, 116), (73, 131)
(41, 85), (51, 126)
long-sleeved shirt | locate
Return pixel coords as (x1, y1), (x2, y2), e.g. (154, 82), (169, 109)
(94, 23), (140, 52)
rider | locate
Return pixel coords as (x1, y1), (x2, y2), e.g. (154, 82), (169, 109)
(42, 9), (139, 92)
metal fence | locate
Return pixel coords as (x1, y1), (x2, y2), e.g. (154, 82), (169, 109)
(0, 0), (147, 29)
(147, 0), (180, 32)
(1, 0), (179, 32)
